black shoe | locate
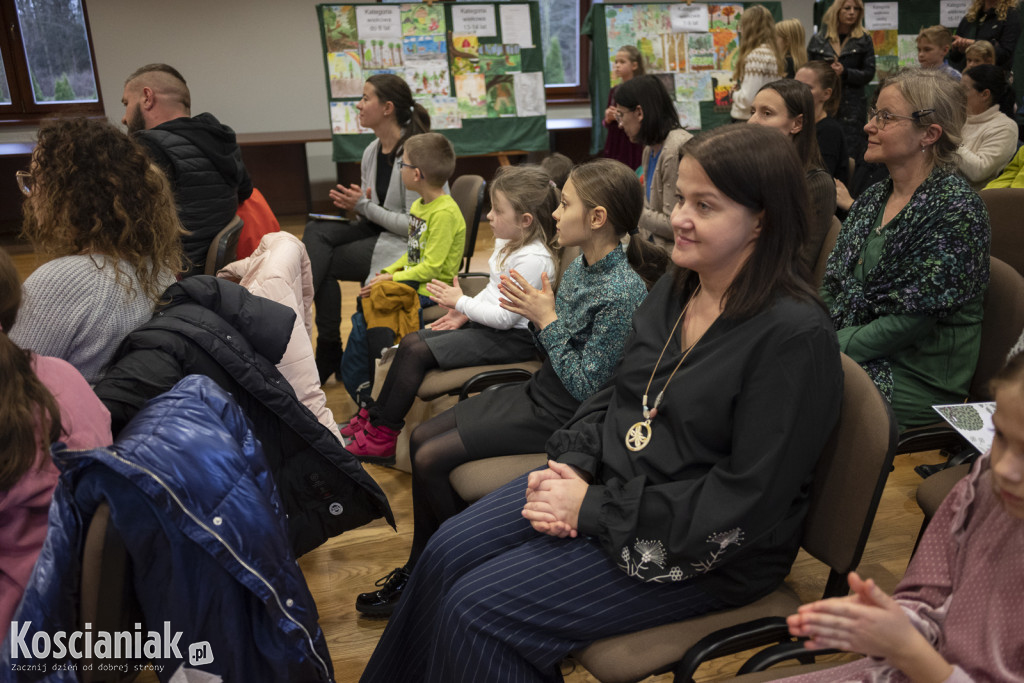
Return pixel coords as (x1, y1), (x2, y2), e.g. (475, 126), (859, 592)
(315, 340), (343, 385)
(356, 566), (409, 618)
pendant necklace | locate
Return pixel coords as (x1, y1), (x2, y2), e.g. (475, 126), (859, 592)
(625, 285), (710, 452)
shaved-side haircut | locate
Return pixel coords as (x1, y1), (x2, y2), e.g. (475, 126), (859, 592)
(125, 63), (191, 110)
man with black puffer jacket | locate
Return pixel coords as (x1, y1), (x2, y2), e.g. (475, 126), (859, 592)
(122, 63), (253, 275)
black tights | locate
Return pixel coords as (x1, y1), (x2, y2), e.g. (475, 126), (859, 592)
(406, 409), (475, 569)
(374, 332), (440, 428)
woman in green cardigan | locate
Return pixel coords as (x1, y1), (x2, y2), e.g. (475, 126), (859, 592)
(821, 68), (990, 429)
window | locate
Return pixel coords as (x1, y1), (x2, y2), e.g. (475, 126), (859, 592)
(541, 0), (592, 102)
(0, 0), (104, 122)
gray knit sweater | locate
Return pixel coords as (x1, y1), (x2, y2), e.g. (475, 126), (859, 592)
(10, 255), (174, 384)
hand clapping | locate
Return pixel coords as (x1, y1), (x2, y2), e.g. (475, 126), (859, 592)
(498, 270), (557, 329)
(426, 277), (464, 310)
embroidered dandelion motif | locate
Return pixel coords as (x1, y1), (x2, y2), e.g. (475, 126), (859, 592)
(707, 528), (744, 550)
(634, 539), (667, 567)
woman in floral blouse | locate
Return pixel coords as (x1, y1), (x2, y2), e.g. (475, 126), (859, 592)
(821, 68), (990, 429)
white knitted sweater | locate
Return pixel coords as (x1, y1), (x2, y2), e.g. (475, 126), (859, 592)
(10, 255), (174, 384)
(731, 43), (782, 121)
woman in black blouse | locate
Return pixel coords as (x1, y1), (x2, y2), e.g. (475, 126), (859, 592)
(359, 124), (844, 683)
(808, 0), (876, 163)
(950, 0), (1022, 72)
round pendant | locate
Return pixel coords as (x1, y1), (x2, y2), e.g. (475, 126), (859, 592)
(625, 421), (652, 452)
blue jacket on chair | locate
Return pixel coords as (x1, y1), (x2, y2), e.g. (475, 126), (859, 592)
(2, 376), (334, 682)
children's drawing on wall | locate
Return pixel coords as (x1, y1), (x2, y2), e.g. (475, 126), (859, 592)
(675, 71), (714, 101)
(872, 30), (899, 82)
(328, 51), (364, 98)
(664, 33), (688, 73)
(455, 73), (487, 118)
(710, 70), (735, 109)
(359, 38), (405, 70)
(405, 59), (450, 97)
(713, 30), (739, 70)
(709, 4), (743, 30)
(513, 71), (546, 117)
(897, 34), (919, 68)
(450, 34), (481, 76)
(675, 100), (701, 130)
(478, 44), (521, 75)
(418, 96), (462, 130)
(687, 33), (716, 71)
(331, 101), (371, 135)
(356, 4), (403, 70)
(322, 5), (359, 53)
(401, 3), (444, 37)
(404, 35), (447, 62)
(485, 75), (516, 117)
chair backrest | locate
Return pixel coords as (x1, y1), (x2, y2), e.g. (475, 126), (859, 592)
(81, 501), (144, 681)
(450, 175), (486, 272)
(813, 216), (841, 289)
(980, 188), (1024, 277)
(971, 256), (1024, 400)
(802, 354), (898, 597)
(204, 214), (244, 275)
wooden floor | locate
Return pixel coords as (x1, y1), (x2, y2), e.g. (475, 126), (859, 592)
(5, 219), (945, 683)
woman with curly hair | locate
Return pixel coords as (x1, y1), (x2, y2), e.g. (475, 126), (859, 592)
(9, 117), (183, 383)
(949, 0), (1022, 72)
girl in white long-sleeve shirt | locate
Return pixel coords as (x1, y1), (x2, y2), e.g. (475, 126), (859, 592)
(958, 64), (1018, 190)
(342, 164), (559, 460)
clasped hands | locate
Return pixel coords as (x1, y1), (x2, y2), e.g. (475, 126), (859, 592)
(522, 461), (589, 538)
(498, 269), (557, 329)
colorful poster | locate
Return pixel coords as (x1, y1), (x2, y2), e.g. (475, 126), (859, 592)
(513, 72), (546, 117)
(713, 29), (739, 71)
(687, 33), (716, 71)
(709, 4), (743, 30)
(675, 71), (714, 101)
(328, 51), (363, 98)
(485, 75), (517, 117)
(401, 3), (444, 36)
(330, 101), (371, 134)
(898, 34), (920, 68)
(872, 29), (899, 82)
(663, 33), (688, 73)
(455, 73), (487, 118)
(321, 6), (359, 52)
(450, 35), (481, 75)
(452, 5), (497, 37)
(419, 96), (462, 129)
(359, 37), (404, 70)
(676, 100), (702, 130)
(478, 43), (521, 75)
(710, 70), (736, 108)
(404, 35), (447, 61)
(404, 59), (450, 97)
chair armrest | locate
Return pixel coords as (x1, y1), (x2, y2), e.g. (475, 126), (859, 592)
(459, 368), (535, 401)
(738, 641), (841, 675)
(896, 423), (965, 456)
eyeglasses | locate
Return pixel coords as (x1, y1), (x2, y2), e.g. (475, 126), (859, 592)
(868, 107), (936, 130)
(613, 108), (633, 122)
(15, 171), (31, 196)
(396, 159), (418, 171)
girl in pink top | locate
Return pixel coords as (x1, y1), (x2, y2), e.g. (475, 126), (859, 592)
(784, 352), (1024, 682)
(0, 248), (112, 642)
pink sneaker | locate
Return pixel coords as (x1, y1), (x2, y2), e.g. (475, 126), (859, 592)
(347, 423), (399, 465)
(339, 408), (370, 438)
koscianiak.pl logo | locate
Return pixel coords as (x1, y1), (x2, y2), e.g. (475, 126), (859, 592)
(7, 622), (213, 674)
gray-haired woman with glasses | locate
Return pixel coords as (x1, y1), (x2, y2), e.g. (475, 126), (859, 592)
(820, 67), (990, 429)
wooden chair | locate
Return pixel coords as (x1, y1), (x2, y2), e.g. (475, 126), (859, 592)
(203, 214), (244, 275)
(570, 354), (898, 682)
